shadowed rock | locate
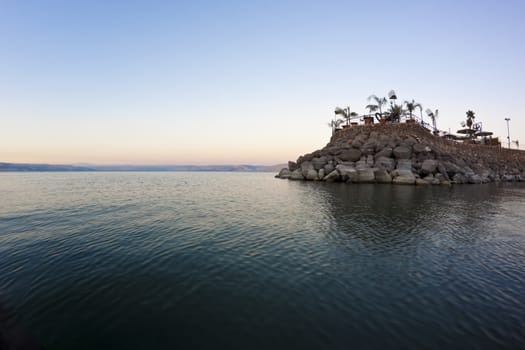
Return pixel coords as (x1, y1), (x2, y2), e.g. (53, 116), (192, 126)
(277, 123), (525, 185)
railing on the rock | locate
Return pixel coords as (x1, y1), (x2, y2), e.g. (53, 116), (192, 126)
(333, 116), (503, 147)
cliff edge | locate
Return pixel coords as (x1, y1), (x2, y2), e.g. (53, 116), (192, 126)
(276, 124), (525, 185)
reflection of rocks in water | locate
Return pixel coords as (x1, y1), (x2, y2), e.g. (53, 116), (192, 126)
(277, 124), (525, 184)
(0, 303), (41, 349)
(301, 182), (509, 250)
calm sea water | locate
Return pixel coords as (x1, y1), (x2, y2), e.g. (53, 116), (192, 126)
(0, 172), (524, 349)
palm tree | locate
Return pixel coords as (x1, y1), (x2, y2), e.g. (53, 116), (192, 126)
(365, 104), (378, 117)
(335, 107), (359, 126)
(425, 109), (438, 134)
(367, 95), (387, 121)
(404, 99), (422, 121)
(466, 110), (475, 129)
(384, 104), (405, 122)
(328, 118), (344, 135)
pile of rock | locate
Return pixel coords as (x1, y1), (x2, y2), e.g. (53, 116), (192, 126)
(276, 124), (524, 185)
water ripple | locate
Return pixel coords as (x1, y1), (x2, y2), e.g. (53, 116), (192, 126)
(0, 173), (524, 349)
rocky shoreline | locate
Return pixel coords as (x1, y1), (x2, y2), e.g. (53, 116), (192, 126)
(276, 124), (525, 185)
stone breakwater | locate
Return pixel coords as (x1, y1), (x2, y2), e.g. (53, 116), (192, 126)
(276, 124), (525, 185)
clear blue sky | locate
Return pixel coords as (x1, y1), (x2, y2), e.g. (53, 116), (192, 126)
(1, 0), (524, 164)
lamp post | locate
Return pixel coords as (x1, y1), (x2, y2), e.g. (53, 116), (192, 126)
(505, 117), (511, 149)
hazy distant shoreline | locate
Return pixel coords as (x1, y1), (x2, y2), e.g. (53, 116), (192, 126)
(0, 162), (285, 173)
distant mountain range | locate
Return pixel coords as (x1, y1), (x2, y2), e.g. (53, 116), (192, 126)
(0, 162), (285, 173)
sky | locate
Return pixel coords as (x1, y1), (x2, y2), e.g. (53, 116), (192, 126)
(1, 0), (524, 165)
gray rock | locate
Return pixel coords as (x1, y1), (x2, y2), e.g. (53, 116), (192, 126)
(324, 162), (335, 174)
(393, 146), (412, 159)
(416, 178), (430, 185)
(402, 137), (417, 147)
(336, 164), (357, 182)
(361, 140), (377, 156)
(323, 170), (341, 182)
(481, 170), (493, 182)
(339, 149), (362, 162)
(300, 161), (314, 176)
(288, 161), (298, 172)
(277, 168), (291, 179)
(374, 169), (392, 183)
(420, 159), (438, 175)
(423, 174), (435, 184)
(311, 156), (328, 170)
(351, 138), (364, 148)
(338, 161), (355, 167)
(290, 169), (304, 180)
(442, 161), (462, 177)
(467, 174), (482, 184)
(378, 134), (392, 146)
(375, 147), (393, 158)
(318, 169), (325, 179)
(396, 159), (412, 171)
(375, 156), (396, 172)
(452, 173), (466, 184)
(437, 163), (451, 181)
(355, 160), (369, 169)
(355, 168), (376, 183)
(392, 169), (414, 177)
(393, 173), (416, 185)
(435, 173), (445, 182)
(304, 169), (319, 181)
(413, 143), (432, 153)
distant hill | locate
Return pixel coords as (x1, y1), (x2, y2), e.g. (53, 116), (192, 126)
(0, 162), (94, 172)
(0, 162), (286, 173)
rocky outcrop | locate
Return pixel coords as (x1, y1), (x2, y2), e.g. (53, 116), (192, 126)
(276, 123), (525, 185)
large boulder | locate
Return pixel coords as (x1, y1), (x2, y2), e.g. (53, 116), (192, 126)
(375, 146), (393, 158)
(375, 156), (395, 172)
(452, 173), (466, 184)
(415, 152), (434, 163)
(420, 159), (438, 175)
(374, 169), (392, 183)
(361, 140), (378, 156)
(336, 164), (357, 182)
(339, 149), (362, 162)
(393, 173), (416, 185)
(378, 134), (392, 146)
(276, 168), (291, 179)
(355, 168), (376, 183)
(355, 159), (369, 169)
(393, 146), (412, 159)
(501, 174), (516, 182)
(351, 138), (364, 149)
(324, 161), (335, 174)
(467, 174), (482, 184)
(416, 178), (430, 185)
(311, 156), (328, 170)
(441, 160), (462, 178)
(323, 170), (341, 182)
(289, 169), (304, 180)
(396, 159), (413, 171)
(437, 163), (450, 181)
(288, 161), (298, 172)
(401, 137), (418, 147)
(392, 159), (416, 184)
(300, 161), (315, 177)
(305, 169), (319, 181)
